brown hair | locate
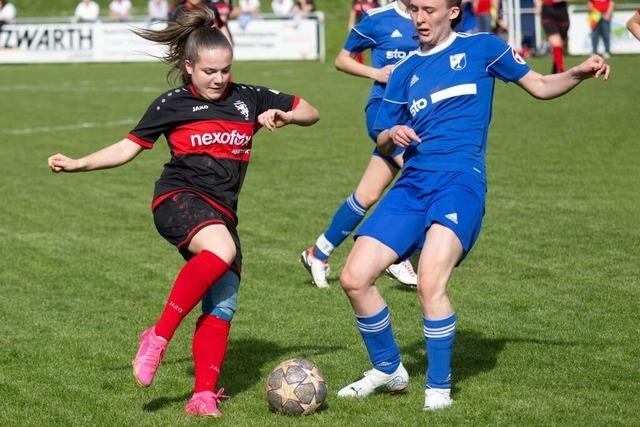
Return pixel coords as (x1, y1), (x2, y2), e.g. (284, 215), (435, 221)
(448, 0), (463, 29)
(134, 8), (232, 84)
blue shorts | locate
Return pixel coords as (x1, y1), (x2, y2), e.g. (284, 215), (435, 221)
(365, 98), (404, 168)
(355, 168), (486, 261)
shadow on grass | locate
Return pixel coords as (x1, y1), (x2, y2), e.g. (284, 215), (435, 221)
(144, 337), (343, 412)
(401, 329), (578, 388)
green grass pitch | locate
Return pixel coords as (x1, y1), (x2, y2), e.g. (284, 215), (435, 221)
(1, 2), (640, 425)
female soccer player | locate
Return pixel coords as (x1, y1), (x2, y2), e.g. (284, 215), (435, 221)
(301, 0), (419, 288)
(337, 0), (609, 410)
(48, 9), (318, 417)
(535, 0), (571, 73)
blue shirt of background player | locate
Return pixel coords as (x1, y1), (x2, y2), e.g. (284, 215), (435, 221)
(343, 1), (418, 110)
(374, 32), (531, 179)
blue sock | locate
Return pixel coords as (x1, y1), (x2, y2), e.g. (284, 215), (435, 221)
(424, 313), (456, 389)
(356, 306), (401, 374)
(313, 194), (366, 261)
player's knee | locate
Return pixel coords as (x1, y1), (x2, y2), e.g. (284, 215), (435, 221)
(340, 266), (367, 295)
(201, 271), (239, 321)
(353, 189), (380, 209)
(417, 273), (448, 304)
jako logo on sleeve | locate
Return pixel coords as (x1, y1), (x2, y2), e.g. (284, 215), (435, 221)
(193, 105), (209, 112)
(410, 98), (428, 117)
(191, 130), (251, 147)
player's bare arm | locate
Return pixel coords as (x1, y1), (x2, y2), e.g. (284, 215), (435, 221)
(48, 138), (143, 173)
(335, 49), (394, 83)
(258, 98), (319, 131)
(627, 12), (640, 40)
(517, 55), (610, 100)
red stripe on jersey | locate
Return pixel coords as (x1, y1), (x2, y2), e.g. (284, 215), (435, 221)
(291, 96), (300, 110)
(167, 120), (255, 161)
(127, 133), (154, 149)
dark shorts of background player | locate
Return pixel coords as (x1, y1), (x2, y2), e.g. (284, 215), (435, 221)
(541, 2), (570, 40)
(153, 191), (242, 275)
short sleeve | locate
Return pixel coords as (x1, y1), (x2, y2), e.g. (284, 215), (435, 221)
(343, 13), (377, 53)
(374, 66), (410, 132)
(485, 35), (531, 83)
(127, 97), (176, 149)
(253, 86), (298, 116)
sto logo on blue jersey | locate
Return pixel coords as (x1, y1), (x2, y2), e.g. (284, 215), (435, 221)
(410, 98), (428, 117)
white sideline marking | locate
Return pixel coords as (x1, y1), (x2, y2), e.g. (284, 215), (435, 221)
(4, 118), (136, 135)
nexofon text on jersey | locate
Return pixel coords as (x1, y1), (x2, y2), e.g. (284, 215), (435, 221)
(190, 130), (251, 147)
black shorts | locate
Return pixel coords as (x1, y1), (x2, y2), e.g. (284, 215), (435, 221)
(542, 2), (570, 39)
(153, 191), (242, 274)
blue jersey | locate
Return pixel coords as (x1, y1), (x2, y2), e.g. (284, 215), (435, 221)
(343, 1), (418, 107)
(375, 32), (531, 178)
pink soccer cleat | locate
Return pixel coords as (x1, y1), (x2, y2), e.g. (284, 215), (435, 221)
(185, 389), (228, 417)
(132, 327), (168, 387)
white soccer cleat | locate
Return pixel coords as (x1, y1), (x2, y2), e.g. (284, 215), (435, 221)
(337, 363), (409, 398)
(300, 248), (330, 288)
(385, 259), (417, 287)
(423, 388), (453, 411)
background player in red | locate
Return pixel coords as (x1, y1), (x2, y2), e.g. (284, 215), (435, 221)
(47, 9), (319, 417)
(349, 0), (380, 63)
(589, 0), (614, 58)
(535, 0), (570, 73)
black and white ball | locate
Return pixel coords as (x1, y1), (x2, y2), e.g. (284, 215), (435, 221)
(266, 358), (327, 416)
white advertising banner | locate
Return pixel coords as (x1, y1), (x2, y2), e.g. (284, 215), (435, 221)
(0, 16), (324, 64)
(568, 7), (640, 55)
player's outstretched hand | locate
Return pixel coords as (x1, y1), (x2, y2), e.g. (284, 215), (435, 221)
(48, 153), (80, 173)
(572, 55), (611, 81)
(389, 125), (421, 148)
(258, 109), (293, 131)
(375, 65), (394, 84)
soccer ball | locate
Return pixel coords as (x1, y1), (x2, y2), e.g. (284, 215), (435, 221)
(265, 358), (327, 416)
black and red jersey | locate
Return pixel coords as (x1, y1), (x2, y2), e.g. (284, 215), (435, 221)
(352, 0), (380, 24)
(127, 82), (298, 224)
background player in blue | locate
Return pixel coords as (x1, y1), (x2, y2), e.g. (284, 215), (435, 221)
(301, 0), (419, 288)
(336, 0), (610, 411)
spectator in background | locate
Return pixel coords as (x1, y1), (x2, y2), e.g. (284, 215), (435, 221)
(627, 9), (640, 40)
(0, 0), (16, 30)
(536, 0), (570, 73)
(109, 0), (132, 21)
(170, 0), (232, 42)
(349, 0), (379, 30)
(231, 0), (261, 30)
(148, 0), (169, 22)
(212, 0), (232, 23)
(473, 0), (493, 33)
(74, 0), (100, 23)
(589, 0), (614, 58)
(293, 0), (314, 17)
(272, 0), (294, 17)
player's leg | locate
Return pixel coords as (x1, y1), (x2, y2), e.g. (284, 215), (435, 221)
(337, 180), (425, 397)
(417, 225), (462, 410)
(602, 18), (611, 57)
(418, 174), (485, 410)
(591, 19), (601, 55)
(548, 32), (564, 73)
(133, 193), (236, 387)
(337, 236), (409, 397)
(186, 270), (240, 417)
(301, 154), (398, 287)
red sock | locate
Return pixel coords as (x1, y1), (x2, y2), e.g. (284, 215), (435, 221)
(154, 250), (229, 341)
(552, 46), (564, 73)
(193, 314), (231, 392)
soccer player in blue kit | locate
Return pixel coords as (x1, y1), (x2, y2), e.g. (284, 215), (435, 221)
(301, 0), (420, 288)
(337, 0), (610, 410)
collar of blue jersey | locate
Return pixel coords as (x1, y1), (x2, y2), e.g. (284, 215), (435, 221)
(416, 32), (458, 56)
(393, 1), (411, 19)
